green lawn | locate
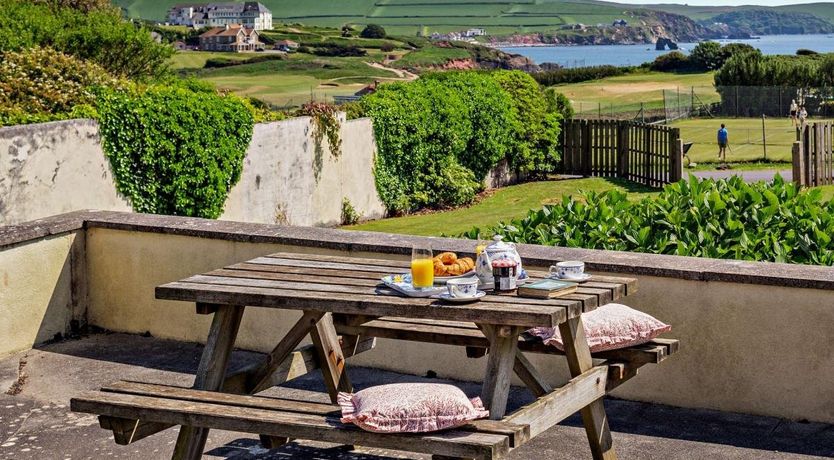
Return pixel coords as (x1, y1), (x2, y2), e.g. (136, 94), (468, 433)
(169, 52), (254, 70)
(670, 117), (803, 164)
(184, 53), (401, 106)
(346, 177), (657, 236)
(553, 71), (718, 116)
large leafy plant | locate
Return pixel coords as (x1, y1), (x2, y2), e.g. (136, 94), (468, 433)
(97, 84), (254, 218)
(462, 175), (834, 266)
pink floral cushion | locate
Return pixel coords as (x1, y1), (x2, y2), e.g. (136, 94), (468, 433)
(338, 383), (489, 433)
(528, 303), (671, 352)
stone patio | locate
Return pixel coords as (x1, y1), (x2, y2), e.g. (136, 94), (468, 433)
(2, 333), (833, 460)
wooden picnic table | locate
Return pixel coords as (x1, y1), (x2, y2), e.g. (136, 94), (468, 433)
(74, 251), (656, 460)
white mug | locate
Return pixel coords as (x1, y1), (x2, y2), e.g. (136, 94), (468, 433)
(550, 261), (585, 279)
(447, 278), (479, 298)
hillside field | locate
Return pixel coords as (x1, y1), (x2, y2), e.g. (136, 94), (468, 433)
(117, 0), (834, 36)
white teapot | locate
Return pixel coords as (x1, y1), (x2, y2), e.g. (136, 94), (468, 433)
(476, 235), (523, 284)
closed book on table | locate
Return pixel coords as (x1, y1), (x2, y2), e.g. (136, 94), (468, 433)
(517, 279), (578, 299)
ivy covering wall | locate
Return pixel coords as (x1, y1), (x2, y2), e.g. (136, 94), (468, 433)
(360, 70), (563, 215)
(97, 83), (254, 218)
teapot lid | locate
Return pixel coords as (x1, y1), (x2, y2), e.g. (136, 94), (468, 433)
(487, 235), (512, 251)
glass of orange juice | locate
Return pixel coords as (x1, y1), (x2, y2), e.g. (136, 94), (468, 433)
(411, 245), (434, 289)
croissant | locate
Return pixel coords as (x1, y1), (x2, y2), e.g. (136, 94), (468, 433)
(432, 252), (474, 276)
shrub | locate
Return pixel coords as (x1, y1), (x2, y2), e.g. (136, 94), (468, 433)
(650, 51), (693, 72)
(796, 48), (819, 56)
(461, 175), (834, 265)
(487, 70), (561, 174)
(532, 65), (630, 86)
(341, 198), (362, 225)
(0, 0), (173, 80)
(714, 51), (826, 87)
(545, 87), (574, 120)
(360, 79), (480, 213)
(380, 43), (395, 53)
(689, 41), (723, 71)
(0, 47), (124, 125)
(360, 24), (386, 39)
(204, 54), (284, 68)
(311, 44), (367, 57)
(96, 84), (254, 218)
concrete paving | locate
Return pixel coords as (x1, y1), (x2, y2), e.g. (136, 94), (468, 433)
(2, 333), (834, 460)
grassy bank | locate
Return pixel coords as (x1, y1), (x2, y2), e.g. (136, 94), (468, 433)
(346, 177), (656, 236)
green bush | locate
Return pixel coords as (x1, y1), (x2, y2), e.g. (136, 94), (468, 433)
(96, 84), (254, 218)
(461, 175), (834, 265)
(362, 70), (562, 214)
(650, 51), (694, 72)
(310, 44), (367, 57)
(360, 24), (386, 39)
(488, 70), (561, 174)
(0, 0), (173, 80)
(689, 41), (723, 71)
(532, 65), (631, 86)
(0, 47), (124, 126)
(204, 54), (284, 68)
(361, 79), (480, 213)
(545, 87), (574, 120)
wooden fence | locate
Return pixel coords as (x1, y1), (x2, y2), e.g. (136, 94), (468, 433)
(562, 119), (683, 188)
(793, 121), (834, 187)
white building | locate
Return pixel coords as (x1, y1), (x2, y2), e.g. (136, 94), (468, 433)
(168, 2), (272, 31)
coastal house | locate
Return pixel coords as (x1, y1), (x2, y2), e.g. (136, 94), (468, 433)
(168, 2), (272, 30)
(274, 39), (299, 52)
(199, 24), (263, 52)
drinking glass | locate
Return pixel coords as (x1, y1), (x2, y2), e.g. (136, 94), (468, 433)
(411, 245), (434, 289)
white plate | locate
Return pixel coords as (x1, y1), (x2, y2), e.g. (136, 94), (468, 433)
(434, 271), (476, 282)
(549, 273), (592, 282)
(433, 291), (487, 303)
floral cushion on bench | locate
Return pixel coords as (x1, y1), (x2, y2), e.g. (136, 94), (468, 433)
(528, 303), (671, 352)
(338, 383), (489, 433)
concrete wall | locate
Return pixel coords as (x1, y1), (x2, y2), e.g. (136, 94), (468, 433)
(0, 233), (83, 358)
(0, 117), (384, 226)
(81, 225), (834, 424)
(0, 120), (131, 223)
(222, 116), (385, 226)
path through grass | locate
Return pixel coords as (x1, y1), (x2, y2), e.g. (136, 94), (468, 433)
(346, 177), (657, 236)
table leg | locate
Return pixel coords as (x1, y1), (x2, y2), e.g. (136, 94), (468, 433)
(310, 312), (353, 403)
(171, 304), (245, 460)
(559, 316), (616, 460)
(480, 325), (522, 420)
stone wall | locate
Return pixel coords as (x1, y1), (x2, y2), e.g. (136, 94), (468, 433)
(0, 117), (384, 226)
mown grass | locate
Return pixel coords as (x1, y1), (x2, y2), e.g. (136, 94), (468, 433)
(553, 71), (718, 116)
(345, 177), (657, 236)
(184, 54), (400, 106)
(169, 51), (254, 70)
(670, 117), (803, 164)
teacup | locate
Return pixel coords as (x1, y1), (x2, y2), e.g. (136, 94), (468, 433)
(550, 261), (585, 279)
(447, 278), (479, 298)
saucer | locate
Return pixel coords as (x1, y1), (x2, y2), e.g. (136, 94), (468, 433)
(550, 273), (592, 282)
(434, 291), (487, 303)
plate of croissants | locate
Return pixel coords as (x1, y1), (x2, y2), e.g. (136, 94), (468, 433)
(433, 252), (476, 281)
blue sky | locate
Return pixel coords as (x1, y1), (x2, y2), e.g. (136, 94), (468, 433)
(613, 0), (821, 5)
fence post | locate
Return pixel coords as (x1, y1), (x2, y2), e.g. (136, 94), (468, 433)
(617, 121), (629, 178)
(762, 114), (767, 161)
(670, 131), (683, 183)
(582, 119), (592, 177)
(792, 141), (804, 187)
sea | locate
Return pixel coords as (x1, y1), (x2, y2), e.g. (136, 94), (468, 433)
(499, 34), (834, 68)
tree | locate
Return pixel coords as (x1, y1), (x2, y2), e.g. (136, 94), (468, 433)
(820, 55), (834, 87)
(380, 42), (395, 52)
(689, 41), (722, 71)
(360, 24), (386, 39)
(341, 24), (354, 37)
(650, 51), (692, 72)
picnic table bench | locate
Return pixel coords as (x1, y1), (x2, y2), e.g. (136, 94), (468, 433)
(71, 252), (678, 460)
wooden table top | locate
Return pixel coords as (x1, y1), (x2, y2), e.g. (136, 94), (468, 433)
(156, 252), (637, 328)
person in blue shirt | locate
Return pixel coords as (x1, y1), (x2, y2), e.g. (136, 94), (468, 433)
(717, 124), (729, 162)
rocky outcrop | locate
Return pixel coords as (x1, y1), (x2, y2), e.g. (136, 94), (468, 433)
(655, 37), (678, 50)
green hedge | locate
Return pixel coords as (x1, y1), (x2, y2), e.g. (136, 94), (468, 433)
(360, 70), (562, 214)
(461, 175), (834, 265)
(532, 65), (631, 86)
(97, 84), (254, 218)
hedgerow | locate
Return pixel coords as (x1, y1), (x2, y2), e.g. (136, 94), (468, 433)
(360, 70), (563, 214)
(96, 83), (254, 218)
(461, 175), (834, 265)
